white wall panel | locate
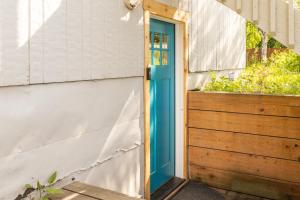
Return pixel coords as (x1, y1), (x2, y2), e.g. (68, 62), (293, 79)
(156, 0), (190, 12)
(257, 0), (270, 31)
(217, 4), (246, 70)
(240, 0), (253, 20)
(197, 0), (218, 71)
(276, 0), (289, 46)
(295, 10), (300, 54)
(0, 0), (29, 86)
(66, 0), (84, 81)
(190, 0), (198, 72)
(81, 0), (92, 80)
(43, 0), (67, 83)
(0, 77), (143, 199)
(78, 146), (144, 198)
(30, 0), (144, 84)
(30, 0), (44, 83)
(189, 0), (246, 72)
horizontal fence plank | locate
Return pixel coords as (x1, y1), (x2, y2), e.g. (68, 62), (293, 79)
(189, 147), (300, 184)
(188, 92), (300, 198)
(189, 128), (300, 161)
(190, 165), (300, 200)
(189, 92), (300, 106)
(188, 110), (300, 139)
(188, 92), (300, 117)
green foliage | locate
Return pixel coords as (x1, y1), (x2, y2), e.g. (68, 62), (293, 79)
(246, 21), (285, 49)
(270, 50), (300, 72)
(246, 22), (262, 49)
(20, 171), (63, 200)
(205, 72), (240, 92)
(46, 188), (63, 195)
(25, 184), (34, 189)
(204, 50), (300, 95)
(268, 37), (285, 48)
(47, 171), (57, 185)
(296, 0), (300, 9)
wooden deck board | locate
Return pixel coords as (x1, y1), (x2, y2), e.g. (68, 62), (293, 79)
(50, 189), (97, 200)
(51, 182), (142, 200)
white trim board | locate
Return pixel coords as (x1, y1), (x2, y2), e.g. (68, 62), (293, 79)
(175, 22), (185, 179)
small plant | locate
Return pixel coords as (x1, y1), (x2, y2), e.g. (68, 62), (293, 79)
(16, 172), (63, 200)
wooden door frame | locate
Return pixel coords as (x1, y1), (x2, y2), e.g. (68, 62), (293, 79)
(143, 1), (189, 199)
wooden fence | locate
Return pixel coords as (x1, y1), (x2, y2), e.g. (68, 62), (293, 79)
(188, 92), (300, 200)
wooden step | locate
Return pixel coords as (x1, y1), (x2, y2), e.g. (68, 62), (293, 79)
(51, 182), (142, 200)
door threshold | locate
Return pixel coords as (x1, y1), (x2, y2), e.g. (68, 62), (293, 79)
(151, 177), (187, 200)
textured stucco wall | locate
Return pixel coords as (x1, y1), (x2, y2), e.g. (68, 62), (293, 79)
(0, 78), (144, 200)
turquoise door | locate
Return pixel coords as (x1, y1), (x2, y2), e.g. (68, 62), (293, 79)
(149, 19), (175, 193)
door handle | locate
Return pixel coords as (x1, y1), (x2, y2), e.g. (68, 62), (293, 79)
(146, 67), (151, 80)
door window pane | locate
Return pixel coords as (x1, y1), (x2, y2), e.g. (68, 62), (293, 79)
(162, 34), (168, 49)
(154, 32), (160, 48)
(151, 50), (153, 65)
(153, 50), (161, 65)
(162, 51), (168, 65)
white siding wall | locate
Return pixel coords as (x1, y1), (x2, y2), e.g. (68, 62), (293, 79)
(30, 0), (144, 84)
(0, 0), (144, 199)
(0, 0), (29, 86)
(0, 0), (144, 86)
(189, 0), (246, 72)
(189, 0), (246, 90)
(156, 0), (190, 12)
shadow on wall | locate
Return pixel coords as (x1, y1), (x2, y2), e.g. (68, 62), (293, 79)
(0, 0), (144, 199)
(0, 0), (29, 85)
(189, 0), (246, 89)
(0, 0), (144, 85)
(0, 79), (145, 199)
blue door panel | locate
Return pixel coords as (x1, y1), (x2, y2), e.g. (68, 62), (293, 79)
(150, 19), (175, 193)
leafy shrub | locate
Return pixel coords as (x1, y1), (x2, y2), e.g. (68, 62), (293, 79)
(296, 0), (300, 9)
(246, 22), (261, 49)
(268, 37), (285, 48)
(16, 172), (63, 200)
(246, 22), (285, 49)
(204, 50), (300, 95)
(270, 50), (300, 72)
